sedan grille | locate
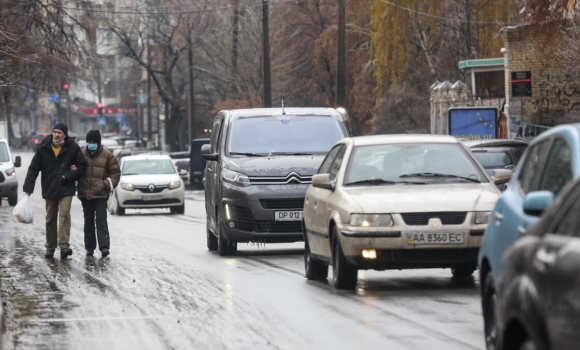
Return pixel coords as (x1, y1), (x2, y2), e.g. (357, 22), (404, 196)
(134, 185), (168, 194)
(259, 198), (304, 209)
(248, 172), (312, 185)
(401, 212), (467, 226)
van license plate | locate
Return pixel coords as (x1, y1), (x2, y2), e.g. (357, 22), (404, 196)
(406, 232), (464, 244)
(275, 211), (303, 221)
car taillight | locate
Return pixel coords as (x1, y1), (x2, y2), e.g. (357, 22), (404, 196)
(34, 139), (40, 144)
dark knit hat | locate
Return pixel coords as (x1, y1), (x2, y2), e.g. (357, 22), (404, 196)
(86, 130), (101, 145)
(52, 123), (68, 136)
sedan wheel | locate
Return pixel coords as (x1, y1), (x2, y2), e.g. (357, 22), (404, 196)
(331, 227), (357, 290)
(8, 195), (17, 206)
(304, 237), (328, 280)
(483, 272), (500, 350)
(451, 265), (476, 278)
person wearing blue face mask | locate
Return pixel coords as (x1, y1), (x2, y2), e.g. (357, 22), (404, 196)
(76, 130), (120, 258)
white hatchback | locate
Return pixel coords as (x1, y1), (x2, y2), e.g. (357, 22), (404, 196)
(116, 154), (185, 215)
(302, 134), (512, 289)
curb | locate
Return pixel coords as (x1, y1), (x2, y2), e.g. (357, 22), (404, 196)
(0, 279), (4, 343)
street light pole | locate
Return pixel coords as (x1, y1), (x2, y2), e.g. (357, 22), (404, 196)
(188, 32), (195, 145)
(262, 0), (272, 108)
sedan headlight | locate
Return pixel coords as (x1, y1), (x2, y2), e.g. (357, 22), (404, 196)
(5, 168), (15, 176)
(121, 183), (135, 191)
(475, 211), (492, 224)
(349, 214), (393, 227)
(222, 168), (251, 187)
(169, 181), (182, 190)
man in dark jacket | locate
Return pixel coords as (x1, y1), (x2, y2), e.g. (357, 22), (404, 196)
(23, 123), (86, 259)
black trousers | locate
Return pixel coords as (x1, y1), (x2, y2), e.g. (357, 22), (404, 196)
(80, 198), (110, 252)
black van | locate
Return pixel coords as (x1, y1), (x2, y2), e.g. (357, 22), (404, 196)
(190, 138), (210, 188)
(201, 108), (350, 256)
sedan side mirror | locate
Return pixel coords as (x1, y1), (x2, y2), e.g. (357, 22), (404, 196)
(523, 191), (554, 216)
(179, 169), (188, 176)
(312, 174), (334, 190)
(492, 169), (512, 185)
(14, 156), (21, 168)
(504, 165), (515, 172)
(201, 144), (218, 161)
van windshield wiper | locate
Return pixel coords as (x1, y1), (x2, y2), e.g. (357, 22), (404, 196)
(399, 172), (481, 183)
(229, 152), (268, 157)
(344, 178), (427, 186)
(268, 152), (314, 156)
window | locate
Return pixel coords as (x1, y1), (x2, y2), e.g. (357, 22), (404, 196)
(518, 140), (551, 194)
(122, 159), (176, 175)
(319, 145), (343, 174)
(329, 146), (346, 180)
(556, 193), (580, 237)
(540, 138), (573, 195)
(0, 142), (9, 162)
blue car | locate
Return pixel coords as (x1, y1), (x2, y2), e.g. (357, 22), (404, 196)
(478, 123), (580, 350)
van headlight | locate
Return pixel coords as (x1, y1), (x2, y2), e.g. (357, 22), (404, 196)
(121, 183), (135, 191)
(222, 168), (251, 187)
(475, 211), (492, 224)
(5, 168), (15, 176)
(349, 214), (393, 227)
(169, 181), (182, 190)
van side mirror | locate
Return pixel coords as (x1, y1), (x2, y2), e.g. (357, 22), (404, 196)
(492, 169), (512, 185)
(14, 156), (21, 168)
(312, 174), (334, 190)
(523, 191), (554, 216)
(201, 144), (218, 161)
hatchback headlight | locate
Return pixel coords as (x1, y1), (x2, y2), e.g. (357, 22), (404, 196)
(5, 168), (15, 176)
(222, 168), (251, 187)
(121, 183), (135, 191)
(169, 181), (182, 190)
(349, 214), (393, 227)
(475, 211), (492, 224)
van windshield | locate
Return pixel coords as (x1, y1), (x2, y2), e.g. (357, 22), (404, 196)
(0, 142), (9, 162)
(227, 116), (345, 155)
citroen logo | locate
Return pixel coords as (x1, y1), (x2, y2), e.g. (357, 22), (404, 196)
(148, 184), (155, 192)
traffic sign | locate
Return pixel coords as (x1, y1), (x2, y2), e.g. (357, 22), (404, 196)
(139, 96), (147, 105)
(48, 94), (60, 103)
(98, 116), (107, 126)
(120, 121), (130, 131)
(115, 113), (125, 123)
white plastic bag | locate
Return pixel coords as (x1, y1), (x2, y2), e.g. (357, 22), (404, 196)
(13, 195), (33, 224)
(106, 178), (117, 215)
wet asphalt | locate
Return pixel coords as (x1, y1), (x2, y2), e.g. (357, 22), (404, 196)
(0, 152), (485, 350)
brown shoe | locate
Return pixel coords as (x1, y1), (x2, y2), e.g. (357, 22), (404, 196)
(45, 249), (55, 258)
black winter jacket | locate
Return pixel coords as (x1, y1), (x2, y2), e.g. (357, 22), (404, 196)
(23, 136), (87, 199)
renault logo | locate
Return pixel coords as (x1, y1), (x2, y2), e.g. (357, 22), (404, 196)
(148, 184), (155, 192)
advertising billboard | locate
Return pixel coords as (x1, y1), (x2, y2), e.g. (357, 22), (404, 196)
(448, 107), (497, 140)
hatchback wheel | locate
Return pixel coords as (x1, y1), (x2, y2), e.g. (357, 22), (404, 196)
(117, 205), (125, 216)
(304, 236), (328, 280)
(331, 227), (357, 290)
(8, 195), (17, 206)
(483, 272), (500, 350)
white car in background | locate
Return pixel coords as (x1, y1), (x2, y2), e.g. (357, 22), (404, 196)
(115, 154), (186, 215)
(302, 135), (512, 289)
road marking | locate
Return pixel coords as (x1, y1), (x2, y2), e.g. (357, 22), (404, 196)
(28, 316), (158, 323)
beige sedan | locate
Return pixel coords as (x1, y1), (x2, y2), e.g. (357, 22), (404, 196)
(302, 134), (512, 289)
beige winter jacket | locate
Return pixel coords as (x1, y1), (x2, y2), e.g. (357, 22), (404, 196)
(77, 146), (120, 199)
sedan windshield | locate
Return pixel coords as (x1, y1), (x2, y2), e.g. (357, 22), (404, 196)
(122, 159), (176, 175)
(344, 143), (487, 185)
(227, 116), (345, 155)
(472, 151), (513, 168)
